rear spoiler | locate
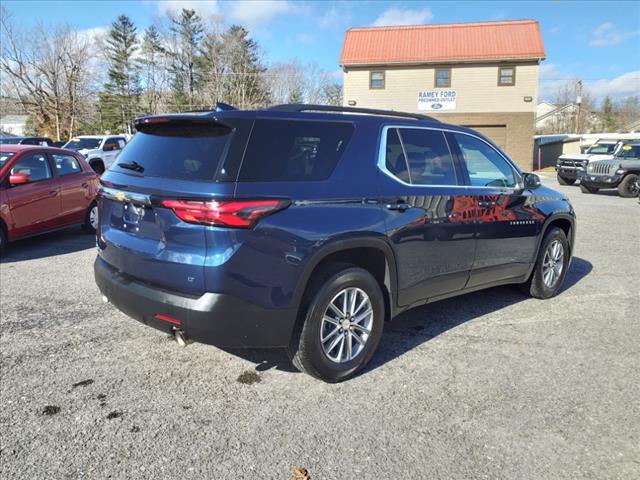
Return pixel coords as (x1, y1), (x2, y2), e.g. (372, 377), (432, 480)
(133, 113), (233, 133)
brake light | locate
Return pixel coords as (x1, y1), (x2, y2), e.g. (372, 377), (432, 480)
(161, 199), (289, 228)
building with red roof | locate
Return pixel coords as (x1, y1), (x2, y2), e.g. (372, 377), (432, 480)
(340, 20), (546, 169)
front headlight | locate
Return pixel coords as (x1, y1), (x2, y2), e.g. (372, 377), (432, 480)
(616, 168), (625, 175)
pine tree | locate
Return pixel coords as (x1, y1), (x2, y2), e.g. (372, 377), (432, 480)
(220, 25), (268, 108)
(168, 9), (204, 110)
(140, 25), (165, 114)
(601, 96), (618, 132)
(100, 15), (140, 133)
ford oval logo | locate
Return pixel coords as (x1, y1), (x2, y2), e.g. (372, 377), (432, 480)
(431, 103), (443, 110)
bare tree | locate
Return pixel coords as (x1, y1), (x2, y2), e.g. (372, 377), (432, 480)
(1, 7), (93, 139)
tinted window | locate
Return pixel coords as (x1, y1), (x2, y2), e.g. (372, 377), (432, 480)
(0, 138), (21, 144)
(114, 124), (232, 180)
(454, 133), (516, 187)
(10, 154), (52, 182)
(53, 153), (81, 176)
(396, 128), (457, 186)
(238, 120), (354, 182)
(384, 129), (410, 183)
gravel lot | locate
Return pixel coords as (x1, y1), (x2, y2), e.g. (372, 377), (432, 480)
(1, 173), (638, 479)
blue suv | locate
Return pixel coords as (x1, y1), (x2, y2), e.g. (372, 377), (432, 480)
(95, 105), (576, 382)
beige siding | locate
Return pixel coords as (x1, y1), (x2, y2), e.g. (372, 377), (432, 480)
(343, 62), (539, 114)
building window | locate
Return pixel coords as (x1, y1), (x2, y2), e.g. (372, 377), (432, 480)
(435, 68), (451, 88)
(498, 66), (516, 86)
(370, 71), (385, 89)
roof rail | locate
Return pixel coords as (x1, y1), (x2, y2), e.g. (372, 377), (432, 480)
(266, 104), (439, 122)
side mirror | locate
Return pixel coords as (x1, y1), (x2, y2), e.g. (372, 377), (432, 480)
(523, 172), (541, 189)
(9, 172), (31, 185)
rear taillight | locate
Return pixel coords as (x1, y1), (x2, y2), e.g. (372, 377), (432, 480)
(161, 199), (289, 228)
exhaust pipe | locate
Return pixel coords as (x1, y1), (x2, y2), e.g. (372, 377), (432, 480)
(173, 328), (192, 347)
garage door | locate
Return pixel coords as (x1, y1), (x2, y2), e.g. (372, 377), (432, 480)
(463, 125), (507, 150)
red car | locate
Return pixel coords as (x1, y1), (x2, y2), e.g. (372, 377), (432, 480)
(0, 145), (99, 253)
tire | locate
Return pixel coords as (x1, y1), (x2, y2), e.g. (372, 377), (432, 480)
(90, 160), (105, 175)
(557, 174), (575, 186)
(287, 264), (385, 382)
(617, 173), (640, 198)
(519, 227), (570, 299)
(82, 202), (99, 234)
(580, 184), (599, 194)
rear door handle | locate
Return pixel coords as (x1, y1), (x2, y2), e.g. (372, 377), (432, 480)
(478, 200), (496, 207)
(386, 202), (411, 211)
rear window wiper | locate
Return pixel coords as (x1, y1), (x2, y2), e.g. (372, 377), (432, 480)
(117, 161), (145, 173)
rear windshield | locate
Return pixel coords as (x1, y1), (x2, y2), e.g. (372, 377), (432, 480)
(113, 123), (232, 180)
(238, 119), (354, 182)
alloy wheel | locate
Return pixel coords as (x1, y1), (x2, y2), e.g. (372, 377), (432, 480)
(320, 287), (374, 363)
(542, 239), (564, 288)
(90, 205), (99, 230)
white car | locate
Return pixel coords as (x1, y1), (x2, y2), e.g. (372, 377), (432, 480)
(63, 135), (128, 174)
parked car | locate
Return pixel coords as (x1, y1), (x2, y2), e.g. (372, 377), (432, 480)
(0, 145), (99, 254)
(94, 105), (576, 382)
(579, 142), (640, 197)
(555, 139), (620, 186)
(0, 136), (56, 147)
(63, 135), (128, 174)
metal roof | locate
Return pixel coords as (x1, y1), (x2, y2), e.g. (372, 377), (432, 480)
(340, 19), (546, 66)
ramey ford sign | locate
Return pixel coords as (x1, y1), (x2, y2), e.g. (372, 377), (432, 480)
(417, 90), (457, 111)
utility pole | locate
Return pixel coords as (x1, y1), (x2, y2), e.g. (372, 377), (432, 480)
(575, 80), (583, 134)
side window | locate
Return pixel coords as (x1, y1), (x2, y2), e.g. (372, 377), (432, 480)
(10, 154), (53, 182)
(53, 153), (81, 176)
(384, 129), (410, 183)
(238, 120), (354, 182)
(104, 139), (118, 150)
(396, 128), (458, 186)
(453, 133), (516, 187)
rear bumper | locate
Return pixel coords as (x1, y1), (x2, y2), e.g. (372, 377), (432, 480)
(94, 256), (297, 348)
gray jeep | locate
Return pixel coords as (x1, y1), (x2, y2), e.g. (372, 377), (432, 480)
(579, 142), (640, 197)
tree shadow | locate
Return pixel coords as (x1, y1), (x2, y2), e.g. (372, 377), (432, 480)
(226, 257), (593, 378)
(0, 228), (95, 264)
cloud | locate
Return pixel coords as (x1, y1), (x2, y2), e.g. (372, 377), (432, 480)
(539, 64), (640, 102)
(156, 1), (220, 17)
(372, 7), (434, 27)
(590, 22), (639, 47)
(319, 5), (350, 29)
(227, 0), (297, 27)
(77, 26), (109, 44)
(586, 71), (640, 98)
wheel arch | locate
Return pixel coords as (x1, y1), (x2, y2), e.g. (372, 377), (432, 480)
(540, 213), (575, 258)
(292, 237), (399, 322)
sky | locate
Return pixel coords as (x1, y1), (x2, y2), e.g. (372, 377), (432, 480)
(3, 0), (640, 103)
